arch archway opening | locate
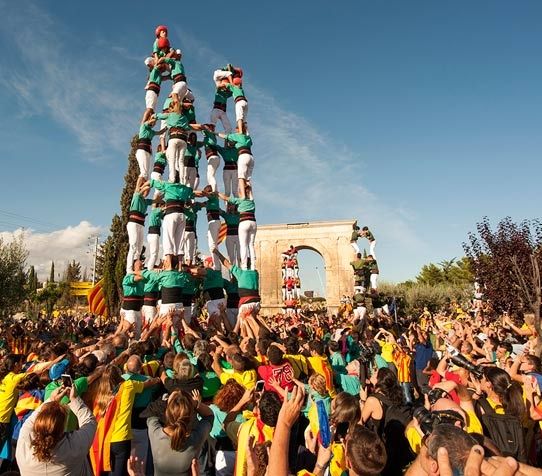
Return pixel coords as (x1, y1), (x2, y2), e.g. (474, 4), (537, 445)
(294, 247), (327, 301)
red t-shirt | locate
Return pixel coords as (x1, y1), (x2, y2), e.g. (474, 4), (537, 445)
(258, 362), (295, 396)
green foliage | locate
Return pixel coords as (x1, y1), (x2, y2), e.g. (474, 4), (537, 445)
(101, 135), (139, 316)
(379, 281), (471, 316)
(37, 282), (63, 317)
(0, 235), (29, 318)
(58, 260), (82, 308)
(416, 257), (473, 286)
(49, 261), (55, 283)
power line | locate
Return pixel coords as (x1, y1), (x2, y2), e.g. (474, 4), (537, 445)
(0, 209), (63, 230)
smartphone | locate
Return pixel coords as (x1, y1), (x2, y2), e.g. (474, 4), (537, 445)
(255, 380), (265, 392)
(61, 374), (73, 388)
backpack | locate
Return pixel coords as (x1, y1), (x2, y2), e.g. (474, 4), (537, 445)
(477, 398), (527, 462)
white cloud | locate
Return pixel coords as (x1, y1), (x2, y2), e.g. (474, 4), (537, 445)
(0, 221), (102, 281)
(0, 2), (139, 162)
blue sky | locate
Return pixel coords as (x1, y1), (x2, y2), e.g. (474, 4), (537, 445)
(1, 0), (541, 293)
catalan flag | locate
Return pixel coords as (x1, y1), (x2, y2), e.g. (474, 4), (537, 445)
(88, 278), (108, 317)
(217, 221), (227, 245)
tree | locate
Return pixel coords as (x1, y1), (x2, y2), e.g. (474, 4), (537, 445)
(37, 282), (62, 317)
(464, 217), (542, 353)
(63, 260), (82, 283)
(0, 235), (28, 318)
(101, 135), (139, 315)
(59, 260), (82, 308)
(416, 257), (473, 286)
(49, 261), (55, 283)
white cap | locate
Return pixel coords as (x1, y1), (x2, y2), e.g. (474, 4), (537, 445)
(176, 49), (182, 56)
(144, 57), (154, 67)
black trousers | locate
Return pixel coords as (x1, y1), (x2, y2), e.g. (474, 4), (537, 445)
(106, 440), (131, 476)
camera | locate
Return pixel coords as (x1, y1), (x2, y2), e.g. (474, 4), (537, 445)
(412, 406), (465, 436)
(447, 345), (484, 379)
(358, 341), (381, 363)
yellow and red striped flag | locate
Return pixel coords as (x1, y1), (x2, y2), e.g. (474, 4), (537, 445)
(217, 221), (227, 245)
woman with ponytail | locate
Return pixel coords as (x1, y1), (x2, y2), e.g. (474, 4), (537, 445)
(16, 384), (96, 475)
(147, 389), (213, 476)
(480, 366), (526, 419)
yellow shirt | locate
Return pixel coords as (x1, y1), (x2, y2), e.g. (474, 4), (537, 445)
(285, 354), (308, 379)
(308, 355), (336, 398)
(110, 379), (144, 442)
(377, 340), (396, 363)
(219, 369), (257, 390)
(0, 372), (26, 423)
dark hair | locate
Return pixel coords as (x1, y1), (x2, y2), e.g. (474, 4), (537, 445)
(331, 392), (360, 438)
(346, 425), (387, 476)
(374, 367), (404, 406)
(328, 340), (340, 353)
(483, 367), (525, 418)
(258, 391), (282, 427)
(257, 338), (271, 356)
(309, 340), (324, 356)
(0, 354), (23, 380)
(426, 425), (477, 472)
(525, 355), (541, 373)
(267, 345), (284, 366)
(497, 341), (512, 354)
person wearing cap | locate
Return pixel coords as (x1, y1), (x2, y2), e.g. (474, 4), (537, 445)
(213, 249), (261, 334)
(217, 185), (256, 270)
(350, 225), (361, 254)
(210, 84), (232, 134)
(146, 201), (164, 271)
(154, 99), (206, 184)
(360, 226), (376, 258)
(181, 201), (203, 266)
(163, 50), (189, 104)
(217, 127), (253, 198)
(217, 139), (239, 196)
(182, 132), (201, 189)
(153, 25), (170, 61)
(126, 182), (153, 273)
(201, 125), (221, 192)
(148, 178), (204, 261)
(220, 202), (240, 267)
(225, 79), (248, 133)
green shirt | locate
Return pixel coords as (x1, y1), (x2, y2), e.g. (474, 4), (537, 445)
(139, 123), (158, 141)
(45, 377), (89, 431)
(154, 151), (167, 166)
(122, 273), (145, 297)
(182, 106), (196, 125)
(206, 194), (220, 211)
(217, 145), (238, 164)
(147, 66), (162, 85)
(162, 96), (173, 111)
(227, 83), (246, 99)
(185, 143), (200, 159)
(148, 208), (163, 228)
(158, 269), (187, 289)
(350, 259), (366, 272)
(184, 203), (202, 224)
(231, 265), (259, 291)
(150, 180), (195, 202)
(203, 269), (223, 290)
(213, 88), (232, 105)
(364, 230), (375, 241)
(350, 230), (359, 242)
(353, 292), (366, 306)
(369, 260), (379, 274)
(164, 58), (186, 78)
(223, 278), (238, 295)
(155, 112), (190, 130)
(225, 132), (253, 150)
(202, 130), (217, 148)
(142, 270), (161, 293)
(228, 197), (255, 213)
(181, 271), (199, 295)
(130, 192), (152, 214)
(220, 210), (240, 226)
(152, 39), (165, 57)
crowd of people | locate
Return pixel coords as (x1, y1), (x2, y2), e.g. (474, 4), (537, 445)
(1, 25), (542, 476)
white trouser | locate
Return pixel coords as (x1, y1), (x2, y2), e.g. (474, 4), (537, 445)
(160, 119), (168, 143)
(210, 108), (232, 134)
(126, 222), (144, 272)
(183, 303), (195, 324)
(141, 305), (157, 326)
(207, 220), (222, 270)
(282, 288), (287, 300)
(225, 309), (237, 329)
(151, 171), (162, 182)
(223, 168), (238, 196)
(237, 153), (254, 181)
(121, 310), (142, 339)
(238, 301), (261, 320)
(145, 90), (158, 110)
(234, 99), (248, 122)
(286, 268), (293, 278)
(369, 240), (376, 258)
(162, 212), (185, 256)
(159, 302), (183, 317)
(172, 80), (188, 99)
(135, 149), (152, 179)
(225, 235), (240, 267)
(238, 220), (257, 270)
(194, 173), (200, 190)
(167, 138), (187, 183)
(293, 267), (299, 278)
(207, 298), (226, 318)
(286, 289), (294, 300)
(146, 233), (160, 270)
(353, 306), (367, 320)
(206, 155), (220, 191)
(182, 231), (196, 263)
(183, 166), (197, 188)
(370, 273), (379, 290)
(354, 285), (366, 294)
(350, 242), (360, 253)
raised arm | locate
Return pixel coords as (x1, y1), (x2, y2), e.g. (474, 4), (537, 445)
(213, 249), (232, 271)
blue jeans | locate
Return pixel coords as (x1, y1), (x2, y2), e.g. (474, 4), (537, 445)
(400, 382), (413, 405)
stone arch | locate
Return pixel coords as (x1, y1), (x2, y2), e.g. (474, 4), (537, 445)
(255, 220), (356, 314)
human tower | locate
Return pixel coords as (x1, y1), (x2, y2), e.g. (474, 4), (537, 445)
(119, 25), (262, 338)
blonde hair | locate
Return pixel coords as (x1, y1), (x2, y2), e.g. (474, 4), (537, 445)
(309, 373), (328, 397)
(93, 365), (123, 416)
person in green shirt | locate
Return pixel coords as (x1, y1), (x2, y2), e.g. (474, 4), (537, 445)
(119, 259), (147, 338)
(217, 127), (253, 198)
(151, 144), (167, 186)
(217, 140), (239, 196)
(361, 226), (376, 258)
(352, 290), (367, 321)
(183, 132), (201, 189)
(136, 116), (164, 185)
(181, 201), (203, 266)
(227, 80), (248, 133)
(198, 256), (226, 327)
(220, 203), (240, 267)
(201, 187), (222, 271)
(156, 255), (187, 325)
(350, 224), (361, 254)
(126, 181), (153, 273)
(350, 253), (368, 293)
(210, 85), (232, 133)
(367, 255), (379, 291)
(146, 201), (164, 271)
(180, 264), (199, 323)
(163, 51), (188, 104)
(143, 57), (169, 122)
(142, 268), (161, 327)
(217, 185), (256, 270)
(201, 125), (221, 192)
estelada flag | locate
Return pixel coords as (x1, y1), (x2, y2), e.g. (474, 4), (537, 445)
(88, 278), (108, 317)
(217, 221), (227, 245)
